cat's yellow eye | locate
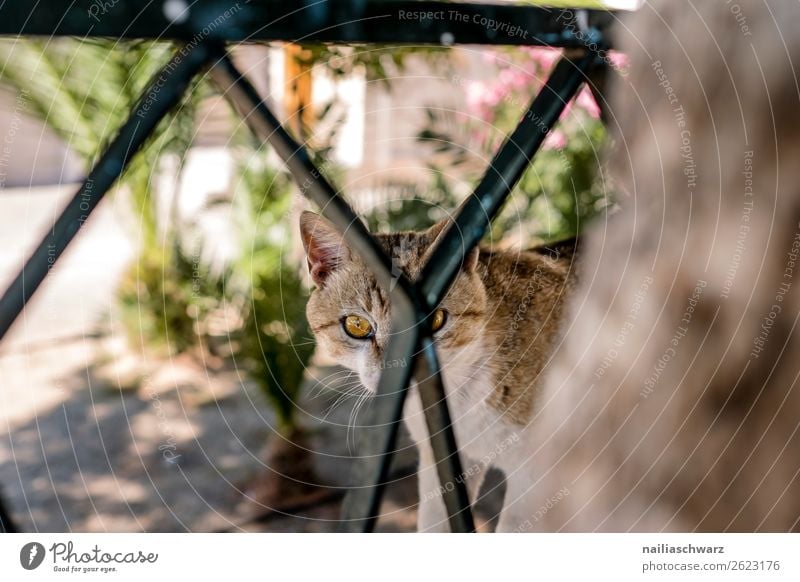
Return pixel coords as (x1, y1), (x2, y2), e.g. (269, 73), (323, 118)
(343, 315), (374, 339)
(431, 309), (447, 332)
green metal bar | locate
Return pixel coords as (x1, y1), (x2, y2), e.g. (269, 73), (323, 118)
(0, 1), (612, 47)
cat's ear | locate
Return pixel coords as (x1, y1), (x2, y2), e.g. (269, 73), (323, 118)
(300, 211), (351, 287)
(427, 219), (479, 273)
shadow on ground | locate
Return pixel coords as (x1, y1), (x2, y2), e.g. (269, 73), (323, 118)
(0, 347), (503, 532)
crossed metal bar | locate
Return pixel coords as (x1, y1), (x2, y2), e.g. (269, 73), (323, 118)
(214, 47), (598, 532)
(0, 1), (610, 532)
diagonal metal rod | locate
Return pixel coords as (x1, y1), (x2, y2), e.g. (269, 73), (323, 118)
(420, 52), (597, 308)
(0, 43), (212, 345)
(209, 49), (475, 532)
(339, 323), (420, 532)
(343, 332), (477, 533)
(415, 336), (475, 531)
(209, 47), (601, 532)
(209, 48), (408, 299)
(342, 53), (603, 533)
(407, 53), (596, 530)
(401, 54), (598, 532)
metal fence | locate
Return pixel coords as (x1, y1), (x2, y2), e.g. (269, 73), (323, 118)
(0, 0), (613, 533)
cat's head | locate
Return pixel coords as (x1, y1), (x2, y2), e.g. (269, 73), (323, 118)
(300, 211), (487, 392)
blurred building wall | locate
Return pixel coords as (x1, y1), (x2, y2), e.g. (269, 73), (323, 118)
(0, 90), (83, 188)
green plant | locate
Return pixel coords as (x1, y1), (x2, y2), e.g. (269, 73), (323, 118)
(301, 44), (447, 85)
(362, 174), (460, 233)
(221, 146), (326, 510)
(0, 38), (207, 354)
(416, 47), (613, 243)
(227, 148), (315, 433)
(117, 237), (225, 355)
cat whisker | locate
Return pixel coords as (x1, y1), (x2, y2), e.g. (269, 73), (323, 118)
(325, 382), (363, 403)
(322, 384), (366, 419)
(321, 388), (353, 413)
(346, 390), (372, 453)
(309, 370), (357, 399)
(316, 368), (355, 382)
(316, 376), (361, 401)
(324, 384), (363, 403)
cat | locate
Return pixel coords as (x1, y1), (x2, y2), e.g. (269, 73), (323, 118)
(300, 210), (578, 531)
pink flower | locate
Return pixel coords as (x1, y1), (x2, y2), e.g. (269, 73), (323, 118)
(608, 51), (629, 71)
(460, 46), (606, 145)
(576, 87), (601, 119)
(522, 47), (562, 75)
(466, 80), (489, 111)
(543, 129), (567, 150)
(482, 49), (499, 65)
(498, 68), (528, 91)
(486, 83), (509, 108)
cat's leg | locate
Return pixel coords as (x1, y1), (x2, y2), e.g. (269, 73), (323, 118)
(405, 386), (487, 531)
(416, 446), (488, 532)
(491, 430), (541, 533)
(495, 468), (539, 533)
(404, 387), (450, 532)
(463, 458), (488, 503)
(415, 444), (450, 532)
(404, 392), (450, 532)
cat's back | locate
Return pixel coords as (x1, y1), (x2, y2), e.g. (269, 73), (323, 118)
(475, 237), (579, 424)
(477, 236), (579, 306)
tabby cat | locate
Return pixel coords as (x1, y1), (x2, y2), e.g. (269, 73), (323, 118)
(300, 211), (577, 531)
